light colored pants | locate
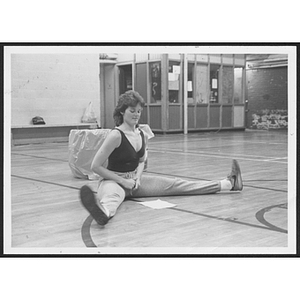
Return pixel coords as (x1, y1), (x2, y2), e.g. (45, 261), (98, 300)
(97, 170), (221, 217)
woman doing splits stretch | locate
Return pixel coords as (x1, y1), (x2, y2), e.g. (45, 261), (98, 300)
(80, 90), (243, 226)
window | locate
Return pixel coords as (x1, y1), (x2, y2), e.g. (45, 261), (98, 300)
(150, 62), (161, 103)
(209, 64), (220, 103)
(234, 68), (243, 104)
(168, 60), (180, 103)
(187, 63), (194, 103)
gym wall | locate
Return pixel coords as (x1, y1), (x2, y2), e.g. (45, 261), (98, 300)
(246, 67), (287, 129)
(11, 53), (101, 126)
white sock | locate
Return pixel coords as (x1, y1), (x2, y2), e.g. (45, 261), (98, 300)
(102, 205), (110, 217)
(220, 178), (232, 191)
(97, 199), (110, 217)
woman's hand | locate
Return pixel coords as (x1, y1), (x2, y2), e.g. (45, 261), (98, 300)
(120, 178), (136, 190)
(133, 178), (141, 190)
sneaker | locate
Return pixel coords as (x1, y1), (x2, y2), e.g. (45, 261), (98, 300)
(228, 159), (243, 191)
(80, 185), (109, 225)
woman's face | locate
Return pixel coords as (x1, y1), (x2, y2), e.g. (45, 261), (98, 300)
(122, 104), (143, 126)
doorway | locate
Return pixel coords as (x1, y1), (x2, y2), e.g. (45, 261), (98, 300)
(100, 63), (116, 129)
(118, 64), (133, 95)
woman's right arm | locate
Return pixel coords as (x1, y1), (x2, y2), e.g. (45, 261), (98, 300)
(91, 131), (136, 190)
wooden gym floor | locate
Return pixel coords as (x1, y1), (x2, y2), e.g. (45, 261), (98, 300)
(7, 129), (293, 255)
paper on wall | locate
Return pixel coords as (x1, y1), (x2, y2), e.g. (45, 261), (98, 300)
(212, 78), (218, 89)
(168, 72), (175, 81)
(168, 80), (179, 90)
(173, 65), (181, 74)
(168, 73), (179, 81)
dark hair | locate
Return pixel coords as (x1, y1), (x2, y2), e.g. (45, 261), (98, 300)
(113, 90), (145, 126)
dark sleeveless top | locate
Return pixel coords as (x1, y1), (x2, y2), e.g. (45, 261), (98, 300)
(107, 128), (145, 172)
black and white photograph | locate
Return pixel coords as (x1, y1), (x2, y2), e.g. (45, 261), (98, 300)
(3, 45), (297, 255)
(1, 0), (299, 297)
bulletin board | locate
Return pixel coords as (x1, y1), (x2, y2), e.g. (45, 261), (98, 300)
(195, 64), (208, 104)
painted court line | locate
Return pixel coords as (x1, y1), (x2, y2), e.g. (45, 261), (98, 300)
(263, 157), (288, 162)
(151, 136), (287, 146)
(13, 149), (287, 165)
(11, 152), (67, 162)
(127, 199), (287, 234)
(151, 146), (286, 159)
(149, 149), (288, 164)
(11, 174), (80, 191)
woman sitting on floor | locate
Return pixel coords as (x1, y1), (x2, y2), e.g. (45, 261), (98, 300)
(80, 90), (243, 226)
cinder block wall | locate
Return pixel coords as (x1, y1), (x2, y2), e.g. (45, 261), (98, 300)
(11, 54), (100, 126)
(246, 67), (287, 129)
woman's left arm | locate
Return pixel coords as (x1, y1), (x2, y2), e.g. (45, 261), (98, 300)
(133, 134), (148, 190)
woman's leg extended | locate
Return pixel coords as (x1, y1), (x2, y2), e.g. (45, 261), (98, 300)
(132, 174), (221, 198)
(132, 160), (243, 198)
(97, 180), (126, 217)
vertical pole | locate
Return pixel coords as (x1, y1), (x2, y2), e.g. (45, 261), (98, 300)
(183, 53), (188, 134)
(132, 54), (136, 91)
(99, 63), (105, 128)
(161, 54), (168, 133)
